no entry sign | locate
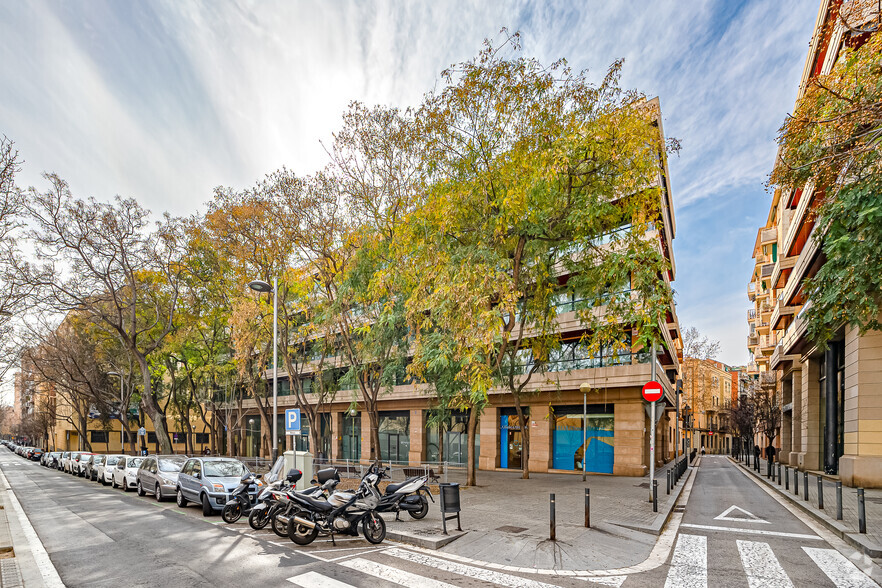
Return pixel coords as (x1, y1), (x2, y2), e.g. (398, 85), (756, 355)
(642, 381), (663, 403)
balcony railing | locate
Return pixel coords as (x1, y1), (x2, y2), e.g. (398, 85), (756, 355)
(747, 308), (756, 320)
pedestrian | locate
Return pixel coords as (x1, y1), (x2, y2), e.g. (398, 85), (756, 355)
(766, 443), (776, 477)
(701, 445), (706, 455)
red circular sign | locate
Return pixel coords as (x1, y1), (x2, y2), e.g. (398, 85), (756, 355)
(642, 381), (664, 402)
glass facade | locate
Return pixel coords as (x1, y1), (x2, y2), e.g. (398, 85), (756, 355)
(551, 405), (614, 474)
(341, 413), (361, 461)
(499, 408), (528, 469)
(378, 411), (410, 463)
(427, 411), (478, 465)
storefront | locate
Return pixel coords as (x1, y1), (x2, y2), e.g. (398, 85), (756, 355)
(427, 411), (478, 465)
(341, 413), (361, 461)
(551, 404), (614, 474)
(499, 407), (528, 469)
(378, 411), (410, 463)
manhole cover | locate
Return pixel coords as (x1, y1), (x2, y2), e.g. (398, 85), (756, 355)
(496, 526), (528, 534)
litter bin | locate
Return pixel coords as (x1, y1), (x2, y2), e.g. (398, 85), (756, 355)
(439, 482), (462, 534)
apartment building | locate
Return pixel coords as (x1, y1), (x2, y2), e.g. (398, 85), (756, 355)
(748, 0), (881, 487)
(681, 358), (734, 455)
(236, 99), (684, 478)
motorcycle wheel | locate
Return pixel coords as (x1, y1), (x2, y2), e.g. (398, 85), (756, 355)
(362, 513), (386, 544)
(248, 507), (270, 530)
(408, 495), (429, 520)
(222, 502), (242, 524)
(289, 514), (318, 546)
(271, 513), (288, 538)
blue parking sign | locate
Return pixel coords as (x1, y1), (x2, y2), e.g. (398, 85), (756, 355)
(285, 409), (301, 433)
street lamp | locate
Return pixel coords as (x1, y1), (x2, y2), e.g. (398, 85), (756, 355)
(249, 277), (279, 462)
(107, 371), (124, 449)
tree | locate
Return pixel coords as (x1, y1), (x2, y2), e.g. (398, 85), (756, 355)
(770, 9), (881, 345)
(24, 176), (184, 453)
(681, 326), (722, 447)
(403, 34), (678, 478)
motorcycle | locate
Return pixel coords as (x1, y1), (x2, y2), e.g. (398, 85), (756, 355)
(221, 472), (263, 524)
(282, 469), (386, 546)
(364, 462), (433, 520)
(247, 469), (317, 530)
(266, 468), (340, 537)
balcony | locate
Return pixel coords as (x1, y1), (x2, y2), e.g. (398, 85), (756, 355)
(760, 227), (777, 245)
(748, 282), (756, 301)
(747, 334), (758, 347)
(760, 372), (777, 389)
(760, 332), (777, 350)
(760, 263), (774, 278)
(747, 308), (756, 320)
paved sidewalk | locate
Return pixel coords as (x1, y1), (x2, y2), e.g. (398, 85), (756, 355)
(733, 455), (882, 559)
(385, 456), (695, 571)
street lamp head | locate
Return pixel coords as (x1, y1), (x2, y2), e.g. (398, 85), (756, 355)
(248, 280), (273, 293)
(579, 383), (592, 394)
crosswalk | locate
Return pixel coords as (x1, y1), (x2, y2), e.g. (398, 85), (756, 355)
(285, 537), (878, 588)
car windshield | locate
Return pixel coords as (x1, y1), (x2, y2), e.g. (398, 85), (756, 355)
(105, 456), (120, 466)
(203, 461), (247, 478)
(158, 458), (185, 473)
(94, 456), (105, 464)
(128, 458), (143, 468)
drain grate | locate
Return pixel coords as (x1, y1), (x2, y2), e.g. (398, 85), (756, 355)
(496, 526), (528, 534)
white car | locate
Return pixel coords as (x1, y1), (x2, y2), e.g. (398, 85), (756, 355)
(98, 455), (125, 485)
(112, 456), (144, 491)
(74, 453), (95, 476)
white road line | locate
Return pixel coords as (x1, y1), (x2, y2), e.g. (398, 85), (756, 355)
(803, 547), (878, 588)
(0, 468), (65, 588)
(680, 523), (822, 541)
(664, 533), (707, 588)
(737, 540), (793, 588)
(340, 557), (460, 587)
(286, 570), (353, 587)
(582, 576), (627, 586)
(383, 547), (562, 588)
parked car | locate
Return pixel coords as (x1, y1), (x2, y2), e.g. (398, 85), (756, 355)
(136, 455), (187, 501)
(112, 456), (144, 491)
(73, 453), (95, 476)
(59, 451), (71, 471)
(29, 449), (44, 462)
(65, 452), (81, 473)
(98, 455), (124, 485)
(84, 455), (105, 480)
(176, 457), (256, 516)
(44, 452), (62, 468)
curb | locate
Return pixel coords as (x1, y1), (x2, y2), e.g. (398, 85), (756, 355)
(608, 458), (697, 536)
(729, 457), (882, 559)
(385, 528), (467, 549)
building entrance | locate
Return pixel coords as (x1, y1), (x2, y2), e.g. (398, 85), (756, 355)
(499, 408), (527, 469)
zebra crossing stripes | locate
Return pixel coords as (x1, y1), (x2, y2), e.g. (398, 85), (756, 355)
(664, 533), (707, 588)
(802, 547), (878, 588)
(737, 540), (793, 588)
(287, 570), (353, 588)
(339, 557), (460, 587)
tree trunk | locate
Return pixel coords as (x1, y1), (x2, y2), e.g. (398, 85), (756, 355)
(226, 421), (234, 457)
(210, 412), (217, 455)
(466, 405), (479, 487)
(135, 352), (172, 454)
(310, 419), (322, 461)
(513, 401), (529, 479)
(368, 407), (381, 463)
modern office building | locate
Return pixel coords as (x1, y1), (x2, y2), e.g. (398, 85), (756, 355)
(748, 0), (881, 487)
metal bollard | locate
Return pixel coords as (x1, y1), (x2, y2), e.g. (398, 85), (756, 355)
(550, 493), (556, 541)
(785, 466), (789, 490)
(803, 472), (809, 501)
(858, 488), (866, 534)
(667, 470), (671, 495)
(585, 488), (590, 528)
(836, 482), (843, 521)
(794, 468), (799, 496)
(777, 463), (782, 485)
(818, 477), (824, 510)
(653, 480), (658, 513)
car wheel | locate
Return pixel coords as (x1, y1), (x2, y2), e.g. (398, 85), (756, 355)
(155, 484), (163, 502)
(201, 493), (214, 517)
(137, 481), (146, 496)
(176, 488), (188, 508)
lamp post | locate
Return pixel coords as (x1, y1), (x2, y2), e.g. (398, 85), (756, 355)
(249, 278), (279, 463)
(107, 371), (125, 449)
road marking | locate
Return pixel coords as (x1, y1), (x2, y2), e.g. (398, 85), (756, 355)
(582, 576), (627, 586)
(383, 547), (562, 588)
(286, 570), (353, 587)
(714, 505), (769, 524)
(680, 523), (822, 540)
(737, 540), (793, 588)
(664, 533), (706, 588)
(340, 557), (459, 587)
(0, 468), (65, 588)
(803, 547), (878, 588)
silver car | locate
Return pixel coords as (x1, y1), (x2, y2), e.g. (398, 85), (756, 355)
(98, 455), (124, 485)
(136, 455), (187, 501)
(176, 457), (255, 516)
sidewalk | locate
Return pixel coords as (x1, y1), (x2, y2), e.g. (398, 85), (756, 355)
(384, 456), (695, 571)
(732, 455), (882, 559)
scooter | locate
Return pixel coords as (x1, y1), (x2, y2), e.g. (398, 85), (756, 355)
(221, 472), (263, 524)
(364, 462), (433, 520)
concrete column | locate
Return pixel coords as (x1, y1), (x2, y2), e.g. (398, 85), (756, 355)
(824, 344), (839, 474)
(360, 410), (373, 465)
(409, 409), (425, 466)
(789, 369), (802, 465)
(479, 406), (498, 470)
(798, 357), (822, 471)
(528, 404), (551, 474)
(614, 401), (646, 476)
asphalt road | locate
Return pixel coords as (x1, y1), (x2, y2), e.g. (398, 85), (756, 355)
(1, 450), (878, 587)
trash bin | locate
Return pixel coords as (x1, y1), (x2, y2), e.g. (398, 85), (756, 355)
(439, 482), (462, 534)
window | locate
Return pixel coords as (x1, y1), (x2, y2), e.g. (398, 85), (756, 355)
(147, 432), (157, 444)
(181, 460), (194, 476)
(90, 431), (109, 443)
(378, 411), (410, 463)
(194, 433), (209, 444)
(191, 461), (202, 478)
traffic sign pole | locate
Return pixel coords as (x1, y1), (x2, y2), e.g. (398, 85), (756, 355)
(649, 343), (657, 501)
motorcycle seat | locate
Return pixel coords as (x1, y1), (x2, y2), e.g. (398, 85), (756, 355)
(293, 493), (334, 512)
(385, 477), (421, 495)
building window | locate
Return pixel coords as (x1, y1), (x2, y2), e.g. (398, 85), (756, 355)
(341, 413), (361, 462)
(426, 411), (475, 465)
(90, 431), (109, 444)
(551, 405), (614, 474)
(378, 411), (410, 463)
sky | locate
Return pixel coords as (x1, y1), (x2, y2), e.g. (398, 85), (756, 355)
(0, 0), (820, 367)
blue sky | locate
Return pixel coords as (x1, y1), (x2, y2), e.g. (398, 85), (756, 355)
(0, 0), (819, 366)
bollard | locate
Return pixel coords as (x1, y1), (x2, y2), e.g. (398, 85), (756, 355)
(777, 463), (782, 485)
(858, 488), (866, 534)
(836, 482), (843, 521)
(803, 472), (809, 501)
(794, 468), (799, 496)
(550, 493), (556, 541)
(653, 480), (658, 513)
(585, 488), (590, 528)
(785, 466), (789, 490)
(667, 470), (671, 495)
(817, 477), (824, 510)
